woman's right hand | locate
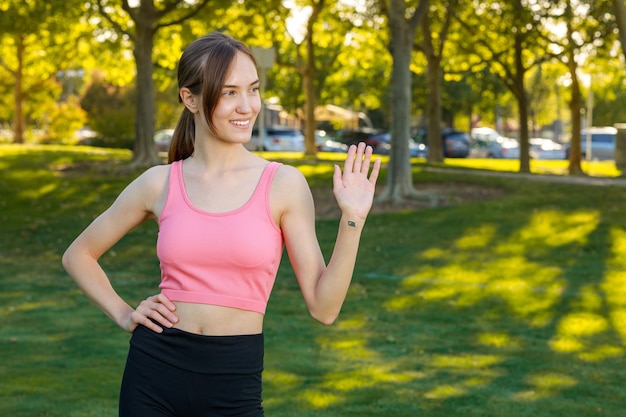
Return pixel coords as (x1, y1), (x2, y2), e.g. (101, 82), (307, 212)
(123, 294), (178, 333)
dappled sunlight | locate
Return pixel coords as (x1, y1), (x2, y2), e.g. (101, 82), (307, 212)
(386, 209), (602, 330)
(297, 325), (424, 409)
(298, 389), (341, 409)
(454, 224), (497, 250)
(3, 299), (59, 317)
(550, 312), (609, 355)
(604, 228), (626, 344)
(422, 354), (504, 400)
(547, 227), (626, 361)
(477, 332), (521, 349)
(511, 372), (577, 401)
(263, 369), (302, 387)
(516, 210), (598, 248)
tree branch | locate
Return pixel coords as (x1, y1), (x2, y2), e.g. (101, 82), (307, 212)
(155, 0), (213, 31)
(97, 0), (134, 41)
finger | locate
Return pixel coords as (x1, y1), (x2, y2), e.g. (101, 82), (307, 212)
(130, 310), (164, 333)
(333, 164), (343, 189)
(155, 293), (177, 312)
(352, 142), (366, 173)
(343, 144), (357, 174)
(361, 145), (373, 174)
(369, 157), (382, 185)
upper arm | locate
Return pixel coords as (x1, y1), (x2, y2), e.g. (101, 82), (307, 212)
(272, 166), (326, 303)
(66, 165), (169, 260)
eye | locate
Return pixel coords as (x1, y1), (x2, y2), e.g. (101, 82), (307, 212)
(223, 90), (236, 96)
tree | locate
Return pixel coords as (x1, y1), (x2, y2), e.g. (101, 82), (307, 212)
(92, 0), (216, 166)
(456, 0), (551, 173)
(546, 0), (615, 174)
(0, 0), (89, 143)
(377, 0), (430, 204)
(414, 0), (458, 163)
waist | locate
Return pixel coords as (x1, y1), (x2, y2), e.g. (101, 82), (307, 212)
(171, 301), (264, 336)
(130, 324), (264, 374)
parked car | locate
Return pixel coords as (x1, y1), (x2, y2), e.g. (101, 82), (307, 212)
(471, 127), (504, 143)
(154, 129), (174, 152)
(335, 128), (386, 152)
(441, 129), (471, 158)
(529, 138), (566, 160)
(500, 138), (520, 159)
(469, 138), (505, 158)
(315, 130), (348, 153)
(413, 128), (470, 158)
(565, 126), (617, 160)
(360, 131), (425, 157)
(245, 126), (305, 152)
(469, 127), (505, 158)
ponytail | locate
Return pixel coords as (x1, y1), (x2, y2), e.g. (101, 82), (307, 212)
(168, 108), (195, 163)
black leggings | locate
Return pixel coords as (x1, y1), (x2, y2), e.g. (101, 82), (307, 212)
(119, 325), (264, 417)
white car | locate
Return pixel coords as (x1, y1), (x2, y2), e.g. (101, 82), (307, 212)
(245, 126), (305, 152)
(529, 138), (566, 160)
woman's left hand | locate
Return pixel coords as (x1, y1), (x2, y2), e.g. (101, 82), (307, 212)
(333, 142), (381, 221)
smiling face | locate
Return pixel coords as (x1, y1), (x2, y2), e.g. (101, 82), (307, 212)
(208, 51), (261, 145)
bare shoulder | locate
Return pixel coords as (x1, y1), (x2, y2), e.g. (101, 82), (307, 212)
(270, 164), (315, 219)
(272, 164), (310, 193)
(117, 164), (171, 216)
(139, 164), (170, 187)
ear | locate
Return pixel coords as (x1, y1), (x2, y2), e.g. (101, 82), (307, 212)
(180, 87), (199, 114)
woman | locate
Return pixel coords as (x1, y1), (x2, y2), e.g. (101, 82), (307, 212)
(62, 32), (380, 417)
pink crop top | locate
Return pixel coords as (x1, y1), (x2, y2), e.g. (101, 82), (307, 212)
(157, 160), (284, 314)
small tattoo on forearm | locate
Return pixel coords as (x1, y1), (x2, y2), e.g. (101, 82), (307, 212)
(347, 220), (356, 227)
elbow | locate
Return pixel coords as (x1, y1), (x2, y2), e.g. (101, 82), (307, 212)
(61, 248), (73, 273)
(310, 310), (339, 326)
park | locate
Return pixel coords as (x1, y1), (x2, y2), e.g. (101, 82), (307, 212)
(2, 1), (626, 416)
(1, 144), (625, 416)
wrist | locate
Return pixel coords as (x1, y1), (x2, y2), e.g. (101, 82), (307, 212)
(340, 213), (367, 230)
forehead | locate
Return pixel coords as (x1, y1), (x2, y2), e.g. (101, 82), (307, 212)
(224, 51), (258, 85)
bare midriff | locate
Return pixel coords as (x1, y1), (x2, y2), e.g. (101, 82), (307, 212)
(172, 302), (264, 336)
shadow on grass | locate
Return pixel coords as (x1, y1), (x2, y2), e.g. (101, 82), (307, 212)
(1, 145), (625, 417)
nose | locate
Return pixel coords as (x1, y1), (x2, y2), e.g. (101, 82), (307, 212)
(237, 94), (253, 114)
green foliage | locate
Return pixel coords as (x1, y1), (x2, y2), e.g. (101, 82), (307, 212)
(80, 72), (136, 149)
(1, 146), (626, 417)
(40, 96), (88, 144)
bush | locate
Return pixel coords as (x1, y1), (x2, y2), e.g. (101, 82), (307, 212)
(40, 96), (87, 145)
(81, 71), (135, 149)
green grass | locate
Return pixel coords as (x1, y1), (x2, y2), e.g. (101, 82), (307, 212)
(1, 144), (625, 416)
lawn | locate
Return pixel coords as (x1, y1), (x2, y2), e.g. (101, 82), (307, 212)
(1, 144), (625, 416)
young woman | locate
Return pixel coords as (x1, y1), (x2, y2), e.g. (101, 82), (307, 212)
(62, 32), (380, 417)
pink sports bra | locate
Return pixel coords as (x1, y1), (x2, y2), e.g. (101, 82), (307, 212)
(157, 160), (284, 314)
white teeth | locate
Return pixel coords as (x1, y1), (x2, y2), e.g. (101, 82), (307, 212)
(232, 120), (249, 126)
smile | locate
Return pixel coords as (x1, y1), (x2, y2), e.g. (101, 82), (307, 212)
(231, 120), (250, 127)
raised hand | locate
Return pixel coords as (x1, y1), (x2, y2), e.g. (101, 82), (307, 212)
(332, 142), (381, 221)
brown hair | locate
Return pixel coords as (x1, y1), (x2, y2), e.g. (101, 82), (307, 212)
(168, 32), (257, 163)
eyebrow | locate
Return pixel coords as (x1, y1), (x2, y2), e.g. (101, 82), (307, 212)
(223, 79), (260, 89)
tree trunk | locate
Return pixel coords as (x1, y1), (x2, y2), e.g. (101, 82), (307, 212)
(513, 2), (530, 173)
(566, 2), (584, 175)
(131, 12), (160, 167)
(612, 0), (626, 61)
(568, 75), (584, 174)
(13, 34), (25, 144)
(378, 0), (430, 204)
(303, 30), (317, 156)
(425, 51), (443, 163)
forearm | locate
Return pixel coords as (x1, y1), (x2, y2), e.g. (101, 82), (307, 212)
(310, 214), (366, 325)
(62, 247), (134, 329)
